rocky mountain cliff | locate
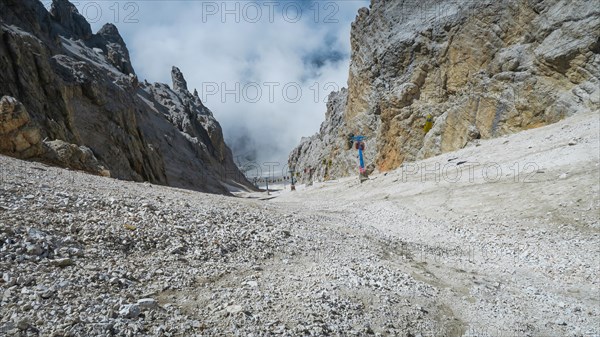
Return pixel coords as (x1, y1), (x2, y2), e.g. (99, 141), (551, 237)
(290, 0), (599, 182)
(0, 0), (253, 194)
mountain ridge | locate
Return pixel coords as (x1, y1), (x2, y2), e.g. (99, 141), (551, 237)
(0, 0), (253, 195)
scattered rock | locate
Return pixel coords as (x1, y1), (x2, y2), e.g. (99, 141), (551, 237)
(16, 318), (31, 331)
(119, 304), (141, 319)
(137, 298), (158, 309)
(245, 281), (258, 288)
(2, 273), (16, 286)
(25, 243), (43, 256)
(225, 305), (243, 314)
(49, 258), (74, 267)
(16, 276), (34, 286)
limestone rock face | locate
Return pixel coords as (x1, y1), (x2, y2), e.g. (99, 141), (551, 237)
(136, 68), (242, 193)
(289, 89), (372, 183)
(0, 0), (253, 194)
(290, 0), (600, 180)
(0, 96), (43, 159)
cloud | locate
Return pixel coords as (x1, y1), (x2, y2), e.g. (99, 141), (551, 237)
(63, 0), (369, 170)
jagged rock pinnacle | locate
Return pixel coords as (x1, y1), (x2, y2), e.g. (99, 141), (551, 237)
(171, 66), (188, 92)
(97, 23), (125, 45)
(95, 23), (135, 75)
(49, 0), (92, 39)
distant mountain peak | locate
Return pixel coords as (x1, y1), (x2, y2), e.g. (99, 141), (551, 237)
(171, 66), (188, 92)
(92, 22), (135, 75)
(49, 0), (92, 40)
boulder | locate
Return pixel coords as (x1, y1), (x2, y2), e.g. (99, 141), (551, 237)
(0, 96), (43, 159)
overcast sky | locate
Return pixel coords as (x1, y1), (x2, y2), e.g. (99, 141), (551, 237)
(49, 0), (369, 168)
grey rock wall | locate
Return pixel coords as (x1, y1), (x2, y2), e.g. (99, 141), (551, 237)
(289, 0), (599, 183)
(0, 0), (253, 194)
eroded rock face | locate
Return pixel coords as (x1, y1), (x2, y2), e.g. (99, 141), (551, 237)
(0, 0), (252, 194)
(0, 96), (43, 159)
(288, 89), (369, 182)
(135, 68), (244, 193)
(290, 0), (600, 181)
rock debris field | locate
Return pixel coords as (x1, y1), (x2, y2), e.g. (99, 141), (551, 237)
(1, 111), (599, 336)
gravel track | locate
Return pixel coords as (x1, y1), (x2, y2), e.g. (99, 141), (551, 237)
(0, 156), (455, 336)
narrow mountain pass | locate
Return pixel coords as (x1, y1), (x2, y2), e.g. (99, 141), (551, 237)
(0, 111), (598, 336)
